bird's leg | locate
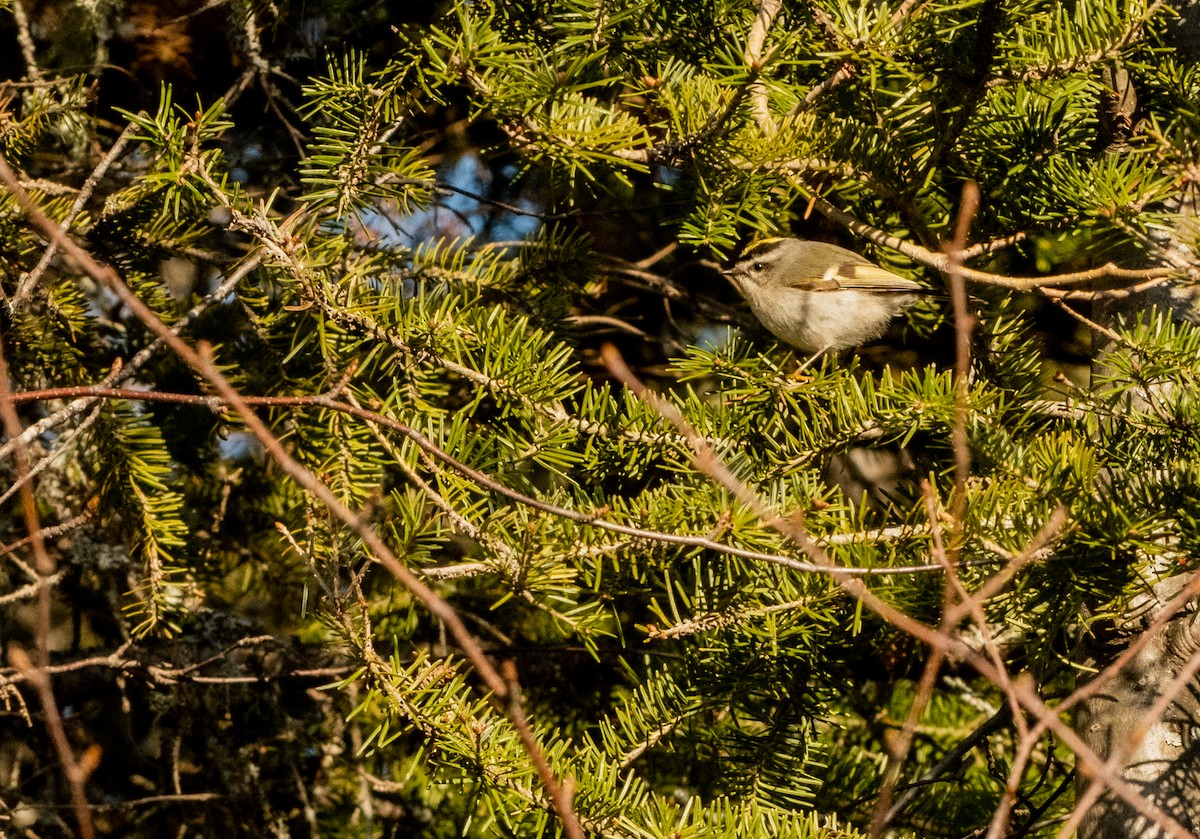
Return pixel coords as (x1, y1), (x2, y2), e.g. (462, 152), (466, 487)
(796, 343), (833, 373)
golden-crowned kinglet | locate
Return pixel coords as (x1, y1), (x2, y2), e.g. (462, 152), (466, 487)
(723, 237), (927, 352)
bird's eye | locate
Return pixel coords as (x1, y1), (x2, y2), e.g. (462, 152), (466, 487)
(752, 261), (765, 272)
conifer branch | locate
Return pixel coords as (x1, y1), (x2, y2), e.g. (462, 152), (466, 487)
(987, 0), (1167, 88)
(0, 251), (265, 464)
(6, 4), (1200, 833)
(7, 383), (963, 579)
(10, 123), (137, 309)
(0, 152), (588, 839)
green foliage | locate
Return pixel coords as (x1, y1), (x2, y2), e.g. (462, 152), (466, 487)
(115, 90), (234, 218)
(95, 402), (190, 635)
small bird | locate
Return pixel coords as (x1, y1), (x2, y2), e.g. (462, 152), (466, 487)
(723, 237), (927, 352)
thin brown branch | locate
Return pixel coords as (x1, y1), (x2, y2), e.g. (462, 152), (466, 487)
(870, 477), (1024, 836)
(0, 337), (94, 837)
(744, 0), (782, 135)
(948, 181), (980, 530)
(870, 624), (947, 837)
(6, 648), (98, 834)
(0, 570), (63, 606)
(810, 195), (1177, 290)
(1048, 297), (1132, 348)
(88, 792), (223, 811)
(872, 487), (965, 834)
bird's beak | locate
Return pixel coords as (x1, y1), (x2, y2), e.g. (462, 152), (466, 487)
(720, 267), (743, 294)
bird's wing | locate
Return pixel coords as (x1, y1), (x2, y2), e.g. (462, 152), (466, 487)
(822, 260), (925, 294)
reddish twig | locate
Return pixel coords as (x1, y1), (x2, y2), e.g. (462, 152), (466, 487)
(0, 336), (96, 837)
(870, 182), (987, 836)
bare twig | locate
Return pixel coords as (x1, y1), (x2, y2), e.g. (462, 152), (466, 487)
(809, 195), (1176, 290)
(871, 183), (989, 837)
(948, 181), (980, 523)
(0, 507), (94, 562)
(0, 637), (353, 691)
(0, 400), (102, 509)
(1041, 275), (1175, 301)
(10, 124), (137, 309)
(744, 0), (783, 135)
(1059, 572), (1200, 720)
(1048, 297), (1132, 348)
(986, 571), (1200, 838)
(960, 230), (1031, 260)
(10, 0), (44, 82)
(870, 608), (948, 837)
